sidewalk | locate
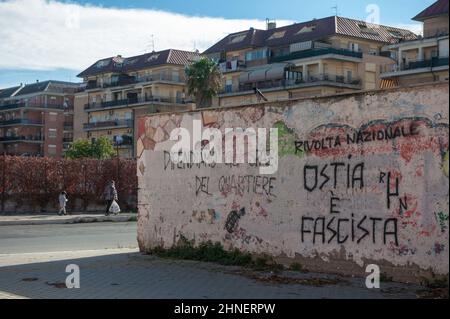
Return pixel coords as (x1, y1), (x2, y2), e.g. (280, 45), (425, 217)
(0, 248), (429, 299)
(0, 213), (137, 226)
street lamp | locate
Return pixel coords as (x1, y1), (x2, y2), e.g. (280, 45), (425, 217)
(114, 135), (123, 188)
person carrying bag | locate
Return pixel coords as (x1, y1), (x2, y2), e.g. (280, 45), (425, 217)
(103, 180), (119, 216)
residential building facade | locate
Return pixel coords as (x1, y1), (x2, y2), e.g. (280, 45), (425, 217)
(75, 49), (200, 158)
(203, 16), (418, 107)
(380, 0), (449, 87)
(0, 81), (78, 157)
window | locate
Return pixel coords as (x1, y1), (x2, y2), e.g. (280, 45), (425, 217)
(172, 70), (180, 81)
(229, 32), (247, 44)
(358, 24), (379, 35)
(48, 129), (57, 138)
(147, 53), (160, 62)
(225, 79), (233, 93)
(267, 31), (286, 40)
(347, 71), (353, 82)
(48, 145), (57, 156)
(388, 30), (403, 39)
(297, 26), (316, 34)
(49, 112), (58, 122)
(245, 49), (267, 61)
(96, 59), (110, 68)
(124, 58), (138, 66)
(349, 43), (360, 52)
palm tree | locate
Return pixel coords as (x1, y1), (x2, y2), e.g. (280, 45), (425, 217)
(185, 57), (223, 108)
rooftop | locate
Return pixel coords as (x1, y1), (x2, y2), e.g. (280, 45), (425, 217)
(413, 0), (449, 21)
(0, 86), (22, 99)
(0, 80), (80, 100)
(77, 49), (201, 78)
(203, 16), (418, 55)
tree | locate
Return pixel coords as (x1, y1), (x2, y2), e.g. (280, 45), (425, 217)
(65, 139), (92, 159)
(65, 137), (115, 159)
(185, 57), (223, 108)
(91, 136), (116, 159)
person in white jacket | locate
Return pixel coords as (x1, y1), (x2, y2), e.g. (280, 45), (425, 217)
(58, 191), (68, 216)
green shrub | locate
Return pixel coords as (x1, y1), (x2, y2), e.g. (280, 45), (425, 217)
(151, 241), (279, 269)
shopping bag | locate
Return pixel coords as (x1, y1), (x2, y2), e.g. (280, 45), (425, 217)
(109, 200), (121, 214)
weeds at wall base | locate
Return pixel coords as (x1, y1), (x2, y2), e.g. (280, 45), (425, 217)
(149, 239), (288, 272)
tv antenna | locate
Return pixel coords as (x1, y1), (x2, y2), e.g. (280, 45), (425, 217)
(332, 5), (339, 16)
(145, 34), (155, 53)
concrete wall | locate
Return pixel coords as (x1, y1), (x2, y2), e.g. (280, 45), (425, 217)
(137, 82), (449, 282)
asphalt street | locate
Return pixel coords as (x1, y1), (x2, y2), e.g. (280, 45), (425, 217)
(0, 222), (138, 254)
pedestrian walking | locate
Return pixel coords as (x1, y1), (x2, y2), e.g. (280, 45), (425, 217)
(103, 180), (118, 216)
(58, 191), (68, 216)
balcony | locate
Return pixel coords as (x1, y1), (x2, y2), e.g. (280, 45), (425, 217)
(83, 119), (132, 130)
(0, 119), (44, 126)
(137, 73), (186, 84)
(219, 60), (246, 73)
(80, 73), (186, 92)
(0, 102), (22, 110)
(404, 57), (449, 70)
(270, 48), (363, 63)
(84, 95), (188, 111)
(63, 137), (73, 143)
(0, 103), (67, 111)
(221, 73), (362, 95)
(381, 56), (449, 77)
(0, 135), (44, 143)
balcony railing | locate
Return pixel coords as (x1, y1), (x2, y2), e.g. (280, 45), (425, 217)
(81, 73), (186, 92)
(222, 73), (362, 94)
(405, 56), (449, 70)
(0, 103), (69, 111)
(270, 47), (363, 63)
(0, 103), (22, 110)
(84, 95), (188, 110)
(83, 119), (132, 130)
(0, 119), (44, 126)
(63, 138), (73, 143)
(384, 56), (449, 73)
(0, 136), (44, 142)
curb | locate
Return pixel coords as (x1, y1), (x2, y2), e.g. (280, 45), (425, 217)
(0, 291), (29, 299)
(0, 214), (137, 226)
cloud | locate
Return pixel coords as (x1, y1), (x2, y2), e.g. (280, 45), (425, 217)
(0, 0), (292, 72)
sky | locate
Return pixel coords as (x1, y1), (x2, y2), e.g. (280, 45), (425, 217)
(0, 0), (436, 89)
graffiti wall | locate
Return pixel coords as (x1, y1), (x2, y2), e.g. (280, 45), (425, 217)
(137, 83), (449, 281)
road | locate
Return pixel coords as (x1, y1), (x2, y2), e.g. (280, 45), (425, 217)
(0, 222), (137, 254)
(0, 222), (427, 299)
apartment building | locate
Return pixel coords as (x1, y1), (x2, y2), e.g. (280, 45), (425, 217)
(380, 0), (449, 87)
(75, 49), (200, 158)
(203, 16), (418, 107)
(0, 81), (79, 157)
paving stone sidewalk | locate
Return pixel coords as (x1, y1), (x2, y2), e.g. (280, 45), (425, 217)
(0, 213), (137, 226)
(0, 248), (430, 299)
